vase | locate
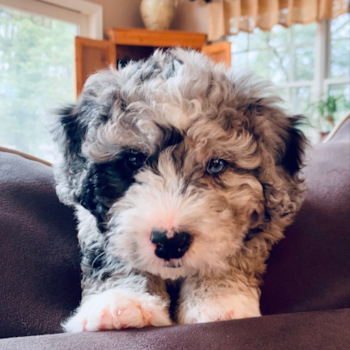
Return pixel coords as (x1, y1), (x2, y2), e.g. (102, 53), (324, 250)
(140, 0), (175, 31)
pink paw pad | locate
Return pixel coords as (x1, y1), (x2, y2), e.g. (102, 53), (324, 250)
(82, 319), (87, 332)
(224, 310), (235, 319)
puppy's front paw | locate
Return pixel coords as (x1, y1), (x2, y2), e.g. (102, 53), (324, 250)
(63, 289), (172, 332)
(178, 293), (261, 324)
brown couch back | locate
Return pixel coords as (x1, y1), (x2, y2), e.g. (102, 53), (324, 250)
(261, 118), (350, 315)
(0, 121), (349, 338)
(0, 152), (81, 338)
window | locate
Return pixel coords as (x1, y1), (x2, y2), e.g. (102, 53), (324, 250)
(0, 5), (76, 161)
(327, 14), (350, 123)
(228, 13), (350, 143)
(0, 0), (102, 162)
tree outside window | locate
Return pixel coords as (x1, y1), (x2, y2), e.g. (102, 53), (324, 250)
(0, 6), (77, 162)
(228, 13), (350, 143)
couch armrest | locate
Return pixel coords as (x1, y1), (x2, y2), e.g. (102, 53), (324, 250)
(1, 309), (348, 350)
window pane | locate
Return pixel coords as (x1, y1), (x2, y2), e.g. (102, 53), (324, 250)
(247, 50), (269, 79)
(290, 86), (311, 114)
(249, 27), (269, 50)
(269, 25), (289, 48)
(330, 13), (350, 40)
(293, 22), (316, 45)
(274, 87), (290, 109)
(330, 39), (350, 78)
(228, 31), (249, 53)
(328, 84), (350, 123)
(0, 6), (77, 162)
(294, 45), (314, 81)
(270, 47), (290, 83)
(274, 86), (318, 143)
(275, 87), (289, 102)
(291, 87), (319, 143)
(231, 52), (248, 72)
(230, 24), (316, 85)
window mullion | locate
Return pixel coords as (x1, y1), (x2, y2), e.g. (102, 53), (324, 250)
(289, 27), (294, 83)
(313, 19), (328, 101)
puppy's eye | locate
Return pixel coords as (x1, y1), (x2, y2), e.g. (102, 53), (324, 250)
(207, 159), (226, 174)
(125, 153), (146, 171)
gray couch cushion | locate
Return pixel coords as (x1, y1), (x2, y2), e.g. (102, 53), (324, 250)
(0, 121), (349, 338)
(0, 309), (349, 350)
(260, 139), (350, 315)
(0, 151), (81, 338)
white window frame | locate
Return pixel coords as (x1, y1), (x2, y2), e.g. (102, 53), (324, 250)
(0, 0), (102, 39)
(275, 20), (329, 103)
(229, 16), (350, 105)
(261, 19), (349, 101)
(320, 18), (350, 97)
(228, 17), (349, 142)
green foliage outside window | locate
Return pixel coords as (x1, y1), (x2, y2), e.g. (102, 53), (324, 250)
(228, 14), (350, 143)
(0, 6), (76, 161)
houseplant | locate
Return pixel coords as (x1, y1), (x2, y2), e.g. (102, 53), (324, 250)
(307, 95), (341, 139)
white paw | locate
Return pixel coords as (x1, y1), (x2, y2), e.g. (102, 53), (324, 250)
(178, 293), (261, 324)
(63, 289), (172, 332)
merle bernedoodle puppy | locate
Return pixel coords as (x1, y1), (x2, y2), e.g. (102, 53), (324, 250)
(50, 48), (306, 332)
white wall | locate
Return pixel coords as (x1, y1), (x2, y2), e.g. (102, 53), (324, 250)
(88, 0), (208, 37)
(171, 1), (208, 33)
(88, 0), (143, 37)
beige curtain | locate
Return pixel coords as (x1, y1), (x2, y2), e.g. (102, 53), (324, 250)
(208, 0), (350, 41)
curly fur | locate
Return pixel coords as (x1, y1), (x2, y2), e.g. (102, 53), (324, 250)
(50, 48), (306, 331)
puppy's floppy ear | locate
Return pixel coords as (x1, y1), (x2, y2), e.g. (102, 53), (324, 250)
(49, 103), (89, 206)
(279, 115), (307, 177)
(53, 104), (88, 164)
(50, 90), (109, 206)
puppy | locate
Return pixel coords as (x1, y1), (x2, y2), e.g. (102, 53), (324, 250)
(50, 48), (306, 332)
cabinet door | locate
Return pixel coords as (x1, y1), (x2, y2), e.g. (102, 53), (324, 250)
(202, 42), (231, 68)
(75, 37), (116, 97)
(107, 28), (207, 50)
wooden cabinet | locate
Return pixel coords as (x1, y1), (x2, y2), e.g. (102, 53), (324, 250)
(75, 37), (116, 99)
(202, 42), (231, 68)
(106, 28), (206, 49)
(75, 28), (231, 97)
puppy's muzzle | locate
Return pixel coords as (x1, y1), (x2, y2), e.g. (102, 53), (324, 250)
(150, 230), (192, 261)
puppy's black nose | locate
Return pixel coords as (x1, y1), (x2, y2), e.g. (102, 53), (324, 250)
(150, 230), (192, 261)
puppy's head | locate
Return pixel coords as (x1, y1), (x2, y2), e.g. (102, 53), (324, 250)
(51, 49), (306, 279)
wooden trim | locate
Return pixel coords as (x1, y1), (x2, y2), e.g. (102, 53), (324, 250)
(107, 28), (207, 49)
(75, 37), (116, 98)
(75, 37), (83, 99)
(0, 147), (52, 166)
(202, 42), (231, 68)
(110, 41), (117, 68)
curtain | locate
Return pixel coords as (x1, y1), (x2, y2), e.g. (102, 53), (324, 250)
(208, 0), (350, 41)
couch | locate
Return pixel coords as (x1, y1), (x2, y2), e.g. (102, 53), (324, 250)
(0, 118), (349, 349)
